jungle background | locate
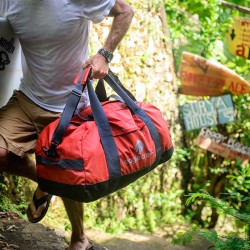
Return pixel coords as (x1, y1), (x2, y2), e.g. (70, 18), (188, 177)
(0, 0), (250, 249)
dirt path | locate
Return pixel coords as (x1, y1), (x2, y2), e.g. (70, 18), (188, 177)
(0, 212), (213, 250)
(85, 229), (214, 250)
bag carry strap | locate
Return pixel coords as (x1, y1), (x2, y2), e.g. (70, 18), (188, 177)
(104, 71), (162, 163)
(43, 67), (91, 157)
(87, 78), (121, 185)
(45, 67), (162, 184)
(95, 74), (137, 102)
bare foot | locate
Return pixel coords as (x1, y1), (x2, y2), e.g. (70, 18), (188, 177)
(67, 237), (90, 250)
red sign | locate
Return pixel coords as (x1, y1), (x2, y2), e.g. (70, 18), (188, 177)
(179, 52), (250, 96)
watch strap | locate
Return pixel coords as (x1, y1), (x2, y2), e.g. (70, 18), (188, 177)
(98, 48), (114, 63)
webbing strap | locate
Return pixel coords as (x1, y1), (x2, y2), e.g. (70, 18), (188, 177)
(104, 71), (162, 163)
(87, 81), (121, 186)
(44, 70), (88, 157)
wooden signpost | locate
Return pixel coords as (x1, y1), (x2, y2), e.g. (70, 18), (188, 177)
(195, 127), (250, 163)
(179, 52), (250, 96)
(181, 94), (235, 131)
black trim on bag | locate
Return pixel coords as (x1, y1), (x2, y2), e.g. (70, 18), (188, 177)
(38, 146), (174, 203)
(36, 155), (83, 170)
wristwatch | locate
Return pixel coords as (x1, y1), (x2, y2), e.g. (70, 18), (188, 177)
(98, 48), (114, 63)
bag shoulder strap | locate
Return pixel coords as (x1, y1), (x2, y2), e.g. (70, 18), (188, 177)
(43, 68), (91, 157)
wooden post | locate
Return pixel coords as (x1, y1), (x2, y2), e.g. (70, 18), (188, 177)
(220, 0), (250, 14)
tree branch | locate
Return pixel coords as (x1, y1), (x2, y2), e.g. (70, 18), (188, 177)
(220, 0), (250, 14)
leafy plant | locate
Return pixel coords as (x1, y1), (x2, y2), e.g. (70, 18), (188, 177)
(172, 189), (250, 249)
(0, 173), (28, 217)
(164, 0), (250, 229)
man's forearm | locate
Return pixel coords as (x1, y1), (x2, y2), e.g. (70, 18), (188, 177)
(104, 0), (134, 52)
(82, 1), (133, 79)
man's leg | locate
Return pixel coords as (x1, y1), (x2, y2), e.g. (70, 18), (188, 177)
(62, 198), (89, 250)
(0, 147), (51, 218)
(0, 91), (87, 249)
(0, 148), (87, 250)
(0, 148), (36, 181)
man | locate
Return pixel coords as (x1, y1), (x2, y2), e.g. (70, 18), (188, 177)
(0, 0), (134, 249)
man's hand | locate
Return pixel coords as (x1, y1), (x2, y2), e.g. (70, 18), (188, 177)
(82, 0), (134, 80)
(82, 53), (109, 79)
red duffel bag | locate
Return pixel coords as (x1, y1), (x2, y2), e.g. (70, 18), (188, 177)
(36, 67), (174, 202)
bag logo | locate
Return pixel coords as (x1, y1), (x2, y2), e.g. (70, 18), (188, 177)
(124, 140), (154, 165)
(135, 140), (144, 155)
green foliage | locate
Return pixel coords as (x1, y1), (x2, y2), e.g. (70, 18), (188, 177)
(172, 146), (191, 163)
(164, 0), (234, 69)
(174, 227), (250, 250)
(173, 189), (250, 249)
(83, 171), (184, 234)
(227, 162), (250, 195)
(164, 0), (250, 228)
(0, 173), (28, 217)
(186, 190), (250, 224)
(0, 196), (26, 217)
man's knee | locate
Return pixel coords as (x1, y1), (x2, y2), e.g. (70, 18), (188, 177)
(0, 148), (10, 171)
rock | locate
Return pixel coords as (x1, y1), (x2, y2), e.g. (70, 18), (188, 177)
(0, 219), (67, 250)
(0, 217), (214, 250)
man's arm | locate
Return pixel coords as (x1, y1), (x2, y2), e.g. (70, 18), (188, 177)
(82, 0), (134, 79)
(105, 0), (134, 53)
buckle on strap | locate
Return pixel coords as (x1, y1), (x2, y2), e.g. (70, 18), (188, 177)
(72, 88), (82, 97)
(42, 142), (59, 158)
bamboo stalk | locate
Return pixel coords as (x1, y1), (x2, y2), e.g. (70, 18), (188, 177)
(220, 0), (250, 14)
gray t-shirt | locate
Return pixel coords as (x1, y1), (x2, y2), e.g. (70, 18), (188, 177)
(0, 0), (115, 112)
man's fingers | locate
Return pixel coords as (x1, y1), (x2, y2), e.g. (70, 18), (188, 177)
(90, 70), (107, 80)
(82, 61), (91, 70)
(82, 53), (109, 79)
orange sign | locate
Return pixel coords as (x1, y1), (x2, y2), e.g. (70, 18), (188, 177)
(226, 17), (250, 59)
(195, 128), (250, 163)
(179, 52), (250, 96)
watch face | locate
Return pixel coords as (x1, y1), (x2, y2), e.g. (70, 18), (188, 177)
(107, 53), (113, 62)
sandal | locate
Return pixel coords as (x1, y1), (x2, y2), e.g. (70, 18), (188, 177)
(65, 239), (110, 250)
(27, 192), (52, 223)
(88, 241), (110, 250)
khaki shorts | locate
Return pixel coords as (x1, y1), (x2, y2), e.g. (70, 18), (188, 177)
(0, 91), (61, 157)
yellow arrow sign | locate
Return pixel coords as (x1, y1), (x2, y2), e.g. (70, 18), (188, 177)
(179, 51), (250, 96)
(226, 17), (250, 59)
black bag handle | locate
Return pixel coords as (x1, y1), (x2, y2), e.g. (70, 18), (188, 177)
(87, 78), (121, 187)
(43, 67), (91, 157)
(45, 67), (162, 184)
(95, 73), (137, 102)
(103, 70), (162, 162)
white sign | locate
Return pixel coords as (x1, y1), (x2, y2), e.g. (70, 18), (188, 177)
(196, 128), (250, 162)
